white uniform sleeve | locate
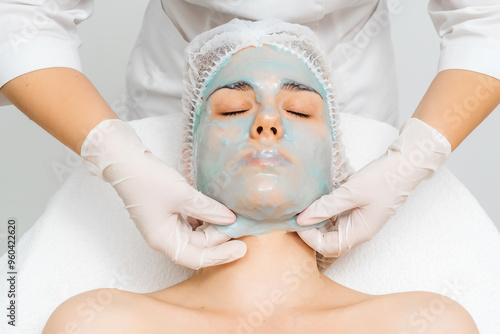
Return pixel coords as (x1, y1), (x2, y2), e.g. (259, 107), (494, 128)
(428, 1), (500, 80)
(0, 0), (94, 105)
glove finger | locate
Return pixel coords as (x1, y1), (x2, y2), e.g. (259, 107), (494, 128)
(162, 213), (193, 264)
(297, 185), (361, 226)
(198, 239), (247, 268)
(179, 186), (236, 225)
(141, 211), (243, 270)
(190, 223), (233, 248)
(161, 218), (246, 270)
(296, 228), (342, 258)
(319, 217), (337, 233)
(338, 208), (376, 246)
(176, 238), (247, 270)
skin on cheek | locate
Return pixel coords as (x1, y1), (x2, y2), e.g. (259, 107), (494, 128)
(289, 121), (332, 195)
(207, 126), (232, 147)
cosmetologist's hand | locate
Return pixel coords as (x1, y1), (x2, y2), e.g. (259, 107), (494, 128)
(296, 118), (451, 258)
(80, 119), (247, 269)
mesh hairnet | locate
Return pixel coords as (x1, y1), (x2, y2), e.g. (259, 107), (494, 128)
(180, 18), (351, 191)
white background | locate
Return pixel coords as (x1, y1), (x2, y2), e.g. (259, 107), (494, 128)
(1, 0), (499, 256)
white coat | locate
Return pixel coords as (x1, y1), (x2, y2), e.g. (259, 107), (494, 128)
(1, 0), (500, 127)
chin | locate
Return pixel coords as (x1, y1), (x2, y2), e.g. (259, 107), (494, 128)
(198, 170), (329, 221)
(225, 185), (306, 222)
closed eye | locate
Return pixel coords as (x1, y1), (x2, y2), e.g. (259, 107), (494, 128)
(286, 110), (310, 119)
(221, 110), (248, 117)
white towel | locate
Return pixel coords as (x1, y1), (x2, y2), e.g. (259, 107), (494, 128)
(1, 112), (499, 333)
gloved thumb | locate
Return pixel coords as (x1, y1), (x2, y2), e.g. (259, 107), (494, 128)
(297, 185), (359, 226)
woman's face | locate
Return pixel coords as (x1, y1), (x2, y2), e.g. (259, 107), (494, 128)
(193, 45), (333, 223)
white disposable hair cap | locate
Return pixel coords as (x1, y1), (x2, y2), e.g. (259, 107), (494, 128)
(180, 18), (351, 190)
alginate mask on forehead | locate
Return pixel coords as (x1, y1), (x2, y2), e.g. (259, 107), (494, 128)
(193, 46), (333, 238)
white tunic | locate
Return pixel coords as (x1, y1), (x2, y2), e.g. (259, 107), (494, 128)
(1, 0), (500, 127)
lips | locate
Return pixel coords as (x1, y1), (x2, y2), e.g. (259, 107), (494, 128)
(241, 148), (292, 167)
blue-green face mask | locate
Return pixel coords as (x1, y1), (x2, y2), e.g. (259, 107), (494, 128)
(192, 45), (333, 238)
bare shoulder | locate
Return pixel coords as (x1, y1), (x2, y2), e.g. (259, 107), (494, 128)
(371, 291), (479, 334)
(42, 288), (154, 334)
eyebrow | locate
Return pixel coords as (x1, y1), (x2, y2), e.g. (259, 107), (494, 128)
(207, 81), (253, 100)
(206, 79), (322, 100)
(281, 80), (322, 98)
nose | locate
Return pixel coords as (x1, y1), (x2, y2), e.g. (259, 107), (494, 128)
(250, 107), (284, 141)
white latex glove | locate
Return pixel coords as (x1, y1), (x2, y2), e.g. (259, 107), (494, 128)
(80, 119), (247, 269)
(296, 118), (451, 257)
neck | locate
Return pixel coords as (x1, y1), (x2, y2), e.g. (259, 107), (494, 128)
(186, 230), (330, 314)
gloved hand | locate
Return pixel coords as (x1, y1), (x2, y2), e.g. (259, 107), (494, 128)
(80, 119), (247, 269)
(296, 118), (451, 257)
